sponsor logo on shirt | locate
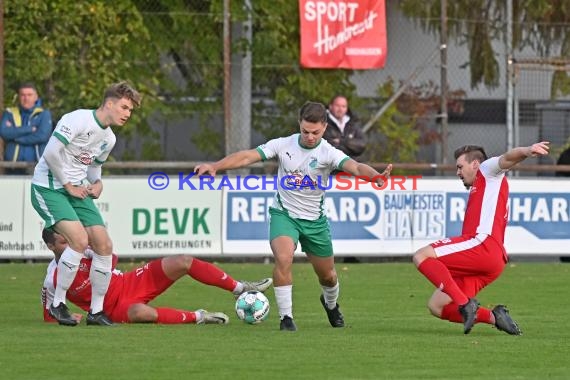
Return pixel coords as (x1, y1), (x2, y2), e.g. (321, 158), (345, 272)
(75, 152), (94, 165)
(59, 125), (72, 135)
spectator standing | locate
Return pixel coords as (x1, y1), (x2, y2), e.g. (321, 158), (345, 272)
(0, 137), (4, 175)
(323, 95), (366, 162)
(324, 95), (367, 263)
(0, 82), (52, 174)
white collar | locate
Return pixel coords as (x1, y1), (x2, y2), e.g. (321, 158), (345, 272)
(327, 111), (350, 127)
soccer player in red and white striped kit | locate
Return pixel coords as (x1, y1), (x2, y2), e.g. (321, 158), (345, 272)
(41, 229), (272, 325)
(413, 141), (550, 335)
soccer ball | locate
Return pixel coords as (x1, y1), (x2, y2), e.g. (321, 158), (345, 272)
(235, 291), (270, 324)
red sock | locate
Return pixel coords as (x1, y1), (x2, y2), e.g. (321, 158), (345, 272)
(476, 307), (492, 324)
(156, 307), (197, 324)
(418, 258), (469, 305)
(441, 303), (463, 323)
(187, 258), (237, 292)
(441, 303), (493, 324)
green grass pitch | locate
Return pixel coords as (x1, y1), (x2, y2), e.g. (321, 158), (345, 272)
(0, 260), (569, 379)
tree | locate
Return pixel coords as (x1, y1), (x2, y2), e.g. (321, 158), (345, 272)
(4, 0), (165, 159)
(399, 0), (570, 92)
(3, 0), (433, 161)
(227, 0), (425, 164)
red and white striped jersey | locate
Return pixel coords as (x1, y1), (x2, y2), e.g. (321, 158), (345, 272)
(462, 156), (509, 243)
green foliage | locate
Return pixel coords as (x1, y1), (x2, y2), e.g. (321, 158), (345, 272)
(134, 1), (226, 157)
(4, 0), (168, 160)
(366, 81), (420, 166)
(399, 0), (570, 93)
(551, 135), (570, 161)
(550, 36), (570, 98)
(3, 0), (427, 160)
(248, 0), (359, 141)
(366, 79), (465, 171)
(191, 124), (224, 160)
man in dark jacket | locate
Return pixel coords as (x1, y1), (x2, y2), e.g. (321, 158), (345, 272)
(324, 95), (367, 263)
(323, 95), (366, 161)
(0, 82), (52, 174)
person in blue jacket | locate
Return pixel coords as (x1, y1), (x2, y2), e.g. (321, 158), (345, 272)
(0, 82), (53, 174)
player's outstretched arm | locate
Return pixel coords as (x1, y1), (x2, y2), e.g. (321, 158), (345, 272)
(342, 159), (393, 187)
(194, 149), (262, 176)
(499, 141), (550, 171)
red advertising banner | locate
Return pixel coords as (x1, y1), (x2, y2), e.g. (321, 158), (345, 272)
(299, 0), (387, 69)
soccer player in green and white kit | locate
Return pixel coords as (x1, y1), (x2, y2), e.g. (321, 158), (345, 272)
(31, 82), (141, 326)
(195, 101), (392, 331)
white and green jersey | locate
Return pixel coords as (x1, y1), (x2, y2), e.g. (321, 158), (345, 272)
(32, 109), (116, 189)
(256, 134), (349, 220)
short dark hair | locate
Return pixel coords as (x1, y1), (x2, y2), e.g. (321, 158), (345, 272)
(454, 145), (488, 163)
(18, 82), (38, 93)
(42, 228), (56, 245)
(328, 94), (348, 106)
(103, 81), (142, 108)
(299, 101), (327, 124)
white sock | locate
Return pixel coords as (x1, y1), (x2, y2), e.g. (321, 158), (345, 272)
(89, 253), (112, 314)
(274, 285), (293, 319)
(53, 247), (83, 306)
(321, 282), (339, 310)
(232, 282), (244, 295)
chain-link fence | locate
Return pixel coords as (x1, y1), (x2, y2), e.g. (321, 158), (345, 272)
(3, 1), (570, 172)
(515, 57), (570, 174)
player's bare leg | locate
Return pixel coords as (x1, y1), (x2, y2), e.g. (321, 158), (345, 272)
(427, 288), (452, 318)
(161, 255), (271, 295)
(308, 254), (344, 328)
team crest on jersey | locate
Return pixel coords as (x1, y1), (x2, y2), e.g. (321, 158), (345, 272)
(309, 157), (318, 169)
(79, 262), (89, 272)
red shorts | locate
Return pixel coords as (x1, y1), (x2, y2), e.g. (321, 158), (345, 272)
(107, 259), (175, 323)
(430, 234), (507, 297)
